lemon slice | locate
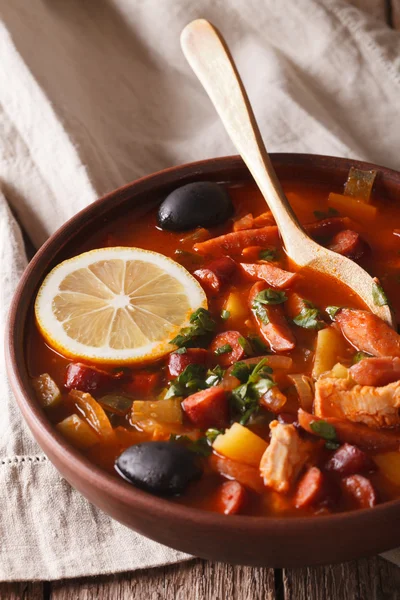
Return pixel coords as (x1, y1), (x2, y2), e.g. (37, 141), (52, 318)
(35, 247), (207, 364)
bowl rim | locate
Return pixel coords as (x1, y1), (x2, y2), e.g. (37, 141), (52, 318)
(6, 152), (400, 539)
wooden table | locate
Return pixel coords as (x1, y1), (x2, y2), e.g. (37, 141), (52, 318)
(3, 1), (400, 598)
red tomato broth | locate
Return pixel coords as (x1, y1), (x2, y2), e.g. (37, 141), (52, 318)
(27, 177), (400, 517)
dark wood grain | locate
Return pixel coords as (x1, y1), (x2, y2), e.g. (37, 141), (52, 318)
(0, 582), (43, 600)
(49, 560), (276, 600)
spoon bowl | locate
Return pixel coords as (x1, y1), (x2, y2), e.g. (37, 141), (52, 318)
(181, 19), (393, 326)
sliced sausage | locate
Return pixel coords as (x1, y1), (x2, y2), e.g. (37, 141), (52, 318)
(193, 226), (279, 257)
(240, 262), (297, 289)
(325, 443), (374, 476)
(64, 362), (125, 393)
(298, 408), (400, 452)
(215, 480), (247, 515)
(335, 309), (400, 357)
(350, 357), (400, 387)
(341, 474), (377, 509)
(209, 454), (264, 493)
(304, 216), (352, 239)
(182, 386), (228, 429)
(210, 331), (246, 367)
(328, 229), (367, 260)
(167, 348), (208, 378)
(294, 467), (325, 509)
(193, 256), (236, 294)
(249, 282), (296, 352)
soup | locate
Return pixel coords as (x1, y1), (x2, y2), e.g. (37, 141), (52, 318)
(28, 168), (400, 517)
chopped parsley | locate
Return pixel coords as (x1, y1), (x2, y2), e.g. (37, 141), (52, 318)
(259, 248), (277, 261)
(326, 306), (342, 320)
(310, 419), (340, 450)
(170, 308), (216, 348)
(221, 309), (230, 320)
(205, 428), (224, 443)
(230, 357), (275, 425)
(352, 351), (372, 364)
(214, 343), (233, 356)
(205, 365), (225, 387)
(247, 335), (268, 354)
(251, 289), (287, 325)
(372, 281), (389, 307)
(165, 364), (207, 398)
(293, 304), (325, 330)
(174, 347), (187, 355)
(237, 336), (254, 356)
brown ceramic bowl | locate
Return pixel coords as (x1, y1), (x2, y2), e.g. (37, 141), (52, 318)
(6, 154), (400, 567)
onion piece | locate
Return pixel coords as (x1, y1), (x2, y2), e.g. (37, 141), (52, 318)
(288, 374), (314, 412)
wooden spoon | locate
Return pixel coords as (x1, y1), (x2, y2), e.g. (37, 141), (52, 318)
(181, 19), (393, 326)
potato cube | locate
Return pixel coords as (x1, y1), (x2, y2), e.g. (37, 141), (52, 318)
(56, 414), (99, 450)
(213, 422), (268, 467)
(32, 373), (61, 408)
(312, 326), (348, 379)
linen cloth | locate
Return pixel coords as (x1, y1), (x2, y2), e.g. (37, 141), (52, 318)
(1, 0), (400, 581)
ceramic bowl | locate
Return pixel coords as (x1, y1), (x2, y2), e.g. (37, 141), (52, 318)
(6, 154), (400, 567)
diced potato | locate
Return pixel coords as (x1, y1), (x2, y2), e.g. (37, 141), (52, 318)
(131, 398), (182, 425)
(69, 389), (114, 441)
(312, 326), (348, 379)
(329, 362), (349, 379)
(328, 192), (377, 224)
(224, 291), (248, 321)
(56, 414), (99, 449)
(32, 373), (61, 408)
(373, 452), (400, 486)
(213, 422), (268, 467)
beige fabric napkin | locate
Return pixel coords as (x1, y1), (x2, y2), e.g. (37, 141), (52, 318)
(1, 0), (400, 581)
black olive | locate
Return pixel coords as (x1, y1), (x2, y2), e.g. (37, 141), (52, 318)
(115, 441), (202, 496)
(157, 181), (233, 231)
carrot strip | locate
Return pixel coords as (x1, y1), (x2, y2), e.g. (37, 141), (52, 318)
(193, 226), (279, 257)
(240, 262), (297, 289)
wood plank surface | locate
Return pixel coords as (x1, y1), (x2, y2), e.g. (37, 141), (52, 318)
(2, 1), (400, 599)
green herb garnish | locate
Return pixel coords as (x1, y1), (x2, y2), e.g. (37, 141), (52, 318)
(293, 306), (325, 330)
(214, 343), (233, 356)
(237, 336), (254, 356)
(165, 364), (207, 398)
(372, 282), (389, 307)
(310, 419), (340, 450)
(326, 306), (342, 320)
(230, 357), (275, 425)
(254, 289), (287, 305)
(247, 335), (268, 354)
(174, 347), (187, 355)
(205, 365), (225, 387)
(205, 428), (224, 443)
(221, 309), (230, 320)
(352, 351), (372, 364)
(170, 307), (216, 348)
(259, 248), (277, 261)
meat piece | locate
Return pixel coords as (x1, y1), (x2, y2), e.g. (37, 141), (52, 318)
(233, 213), (254, 231)
(240, 262), (297, 289)
(241, 245), (264, 261)
(341, 474), (377, 509)
(249, 282), (296, 352)
(252, 212), (275, 227)
(286, 292), (309, 320)
(193, 256), (236, 294)
(259, 420), (312, 493)
(304, 216), (352, 239)
(298, 409), (400, 452)
(325, 443), (374, 476)
(350, 357), (400, 387)
(294, 467), (325, 509)
(314, 377), (400, 429)
(215, 480), (247, 515)
(327, 230), (367, 260)
(210, 331), (245, 367)
(209, 454), (264, 493)
(64, 362), (125, 393)
(334, 309), (400, 357)
(182, 386), (228, 429)
(193, 226), (279, 257)
(167, 348), (208, 378)
(123, 371), (160, 397)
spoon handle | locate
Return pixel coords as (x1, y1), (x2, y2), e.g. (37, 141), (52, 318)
(181, 19), (308, 255)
